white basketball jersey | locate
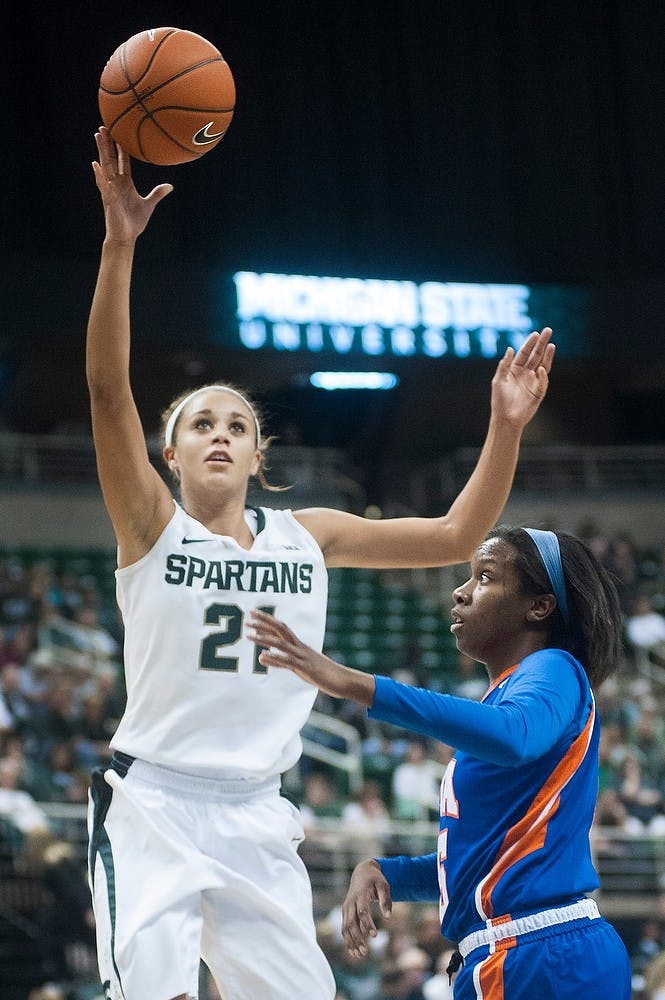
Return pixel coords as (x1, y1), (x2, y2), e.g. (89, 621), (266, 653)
(111, 502), (327, 780)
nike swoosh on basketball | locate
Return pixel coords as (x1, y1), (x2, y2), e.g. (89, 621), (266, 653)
(182, 536), (216, 544)
(192, 122), (226, 145)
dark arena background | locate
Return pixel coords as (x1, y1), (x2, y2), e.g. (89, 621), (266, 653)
(3, 2), (665, 997)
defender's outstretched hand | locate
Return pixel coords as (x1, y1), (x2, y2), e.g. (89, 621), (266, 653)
(92, 126), (173, 243)
(341, 860), (393, 958)
(490, 327), (555, 428)
(246, 610), (375, 706)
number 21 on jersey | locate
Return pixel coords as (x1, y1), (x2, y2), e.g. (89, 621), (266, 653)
(199, 602), (275, 673)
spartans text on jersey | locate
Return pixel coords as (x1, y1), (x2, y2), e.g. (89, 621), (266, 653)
(164, 554), (314, 593)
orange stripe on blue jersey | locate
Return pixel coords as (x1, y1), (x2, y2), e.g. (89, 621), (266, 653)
(477, 699), (596, 920)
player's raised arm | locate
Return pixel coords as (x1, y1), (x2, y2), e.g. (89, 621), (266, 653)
(296, 328), (555, 568)
(87, 127), (175, 566)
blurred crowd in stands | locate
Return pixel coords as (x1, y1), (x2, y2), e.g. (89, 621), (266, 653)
(1, 521), (665, 998)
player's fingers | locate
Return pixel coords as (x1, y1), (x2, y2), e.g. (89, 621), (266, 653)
(245, 625), (284, 652)
(96, 127), (117, 170)
(257, 650), (292, 669)
(249, 610), (298, 644)
(509, 330), (539, 368)
(540, 341), (556, 374)
(375, 881), (393, 920)
(146, 183), (174, 207)
(341, 911), (372, 956)
(526, 327), (553, 369)
(520, 327), (553, 370)
(356, 903), (379, 939)
(492, 346), (515, 379)
(116, 143), (131, 176)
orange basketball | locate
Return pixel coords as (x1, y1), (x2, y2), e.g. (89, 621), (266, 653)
(98, 27), (235, 166)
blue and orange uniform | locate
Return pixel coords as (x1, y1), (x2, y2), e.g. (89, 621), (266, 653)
(369, 648), (631, 999)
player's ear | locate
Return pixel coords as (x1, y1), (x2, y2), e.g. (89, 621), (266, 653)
(163, 446), (180, 480)
(250, 449), (261, 477)
(526, 594), (557, 623)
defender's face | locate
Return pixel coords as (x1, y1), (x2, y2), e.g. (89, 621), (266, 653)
(165, 389), (260, 491)
(450, 538), (534, 669)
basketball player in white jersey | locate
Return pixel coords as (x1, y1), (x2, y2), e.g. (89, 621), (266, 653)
(86, 125), (554, 1000)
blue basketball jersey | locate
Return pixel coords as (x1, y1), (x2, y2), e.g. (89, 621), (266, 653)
(370, 649), (600, 942)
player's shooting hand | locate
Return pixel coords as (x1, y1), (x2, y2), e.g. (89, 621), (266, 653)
(92, 126), (173, 243)
(490, 327), (555, 428)
(341, 859), (392, 958)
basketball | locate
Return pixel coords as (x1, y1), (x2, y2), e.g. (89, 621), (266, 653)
(98, 27), (235, 166)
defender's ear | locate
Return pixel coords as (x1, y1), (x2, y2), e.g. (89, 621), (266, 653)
(526, 594), (558, 623)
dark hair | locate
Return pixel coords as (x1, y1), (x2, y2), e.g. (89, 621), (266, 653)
(488, 526), (623, 689)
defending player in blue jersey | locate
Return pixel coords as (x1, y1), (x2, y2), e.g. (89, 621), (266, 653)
(247, 526), (632, 999)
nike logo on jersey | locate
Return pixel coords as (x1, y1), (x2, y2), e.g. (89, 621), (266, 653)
(192, 122), (226, 145)
(182, 537), (215, 545)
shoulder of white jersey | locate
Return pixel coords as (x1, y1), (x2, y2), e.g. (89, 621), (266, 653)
(254, 506), (324, 552)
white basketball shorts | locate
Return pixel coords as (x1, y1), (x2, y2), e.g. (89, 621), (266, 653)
(87, 754), (336, 1000)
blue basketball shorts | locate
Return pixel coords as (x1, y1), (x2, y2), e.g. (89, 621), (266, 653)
(452, 910), (631, 999)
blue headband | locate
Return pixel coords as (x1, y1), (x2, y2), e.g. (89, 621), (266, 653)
(523, 528), (570, 627)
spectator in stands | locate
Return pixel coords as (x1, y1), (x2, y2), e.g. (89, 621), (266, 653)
(607, 532), (640, 614)
(449, 650), (486, 701)
(629, 695), (665, 786)
(391, 739), (440, 821)
(26, 677), (81, 765)
(42, 739), (88, 803)
(0, 660), (33, 728)
(0, 754), (50, 839)
(71, 603), (119, 661)
(643, 949), (665, 1000)
(299, 770), (344, 828)
(618, 752), (664, 832)
(27, 987), (67, 1000)
(0, 624), (18, 668)
(76, 690), (114, 769)
(0, 679), (13, 736)
(0, 560), (42, 627)
(38, 837), (97, 982)
(597, 721), (630, 794)
(378, 945), (429, 999)
(412, 905), (451, 973)
(422, 950), (456, 1000)
(342, 780), (391, 864)
(626, 594), (665, 668)
(342, 780), (391, 834)
(329, 946), (382, 1000)
(631, 920), (665, 979)
(576, 520), (611, 565)
(10, 620), (38, 666)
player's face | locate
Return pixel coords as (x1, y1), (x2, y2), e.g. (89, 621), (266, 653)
(450, 538), (535, 673)
(166, 389), (260, 492)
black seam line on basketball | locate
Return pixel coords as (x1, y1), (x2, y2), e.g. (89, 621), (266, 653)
(116, 29), (178, 95)
(136, 113), (207, 159)
(105, 57), (226, 132)
(100, 53), (225, 96)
